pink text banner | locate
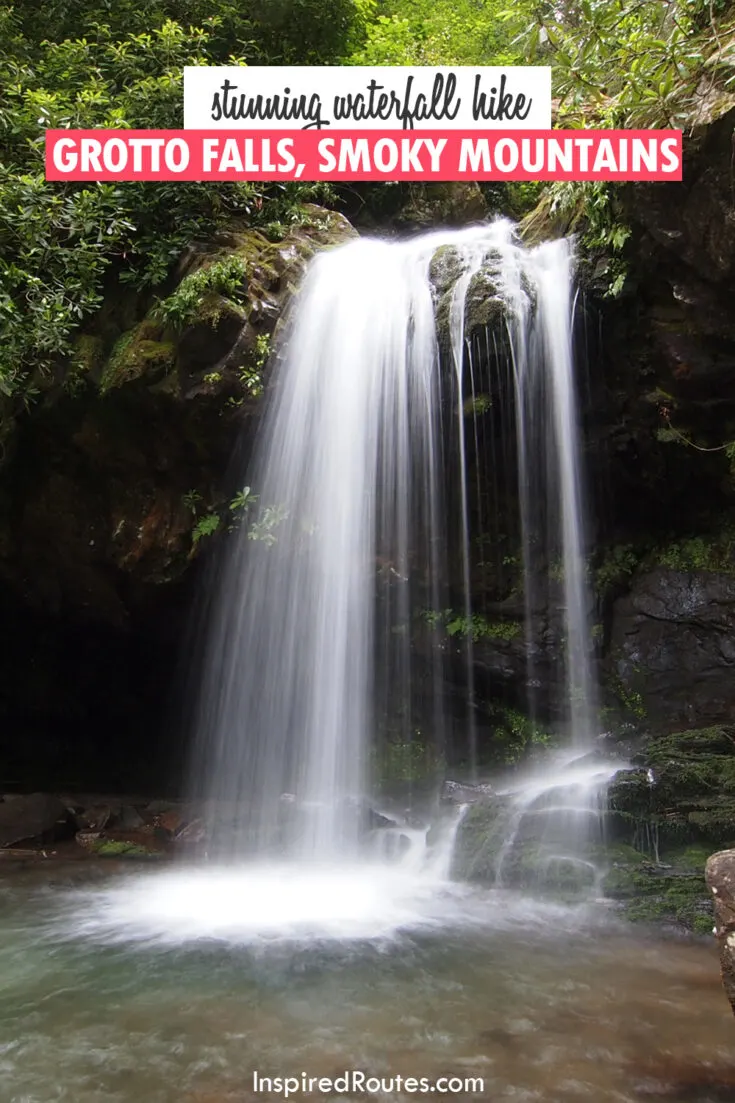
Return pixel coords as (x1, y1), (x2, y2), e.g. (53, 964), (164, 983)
(45, 130), (683, 182)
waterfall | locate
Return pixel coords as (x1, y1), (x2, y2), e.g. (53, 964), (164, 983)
(188, 220), (602, 868)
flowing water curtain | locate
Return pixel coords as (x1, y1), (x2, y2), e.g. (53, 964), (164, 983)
(186, 223), (601, 871)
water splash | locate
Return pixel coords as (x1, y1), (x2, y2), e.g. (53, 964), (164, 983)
(488, 751), (623, 893)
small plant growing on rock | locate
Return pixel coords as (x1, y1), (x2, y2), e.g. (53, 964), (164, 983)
(152, 256), (249, 330)
(192, 513), (221, 545)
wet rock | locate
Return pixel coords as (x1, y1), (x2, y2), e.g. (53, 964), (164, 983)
(0, 793), (71, 848)
(78, 805), (113, 832)
(173, 817), (206, 845)
(145, 799), (181, 814)
(116, 804), (145, 830)
(610, 570), (735, 730)
(705, 848), (735, 1017)
(602, 728), (735, 931)
(154, 809), (183, 835)
(451, 798), (509, 882)
(75, 830), (103, 851)
(441, 779), (495, 804)
(366, 806), (397, 830)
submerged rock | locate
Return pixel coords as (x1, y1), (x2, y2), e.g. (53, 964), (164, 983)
(705, 849), (735, 1017)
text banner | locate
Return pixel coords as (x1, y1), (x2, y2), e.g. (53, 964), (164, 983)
(183, 66), (552, 130)
(45, 130), (683, 182)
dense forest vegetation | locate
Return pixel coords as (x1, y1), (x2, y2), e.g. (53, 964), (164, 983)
(0, 1), (734, 422)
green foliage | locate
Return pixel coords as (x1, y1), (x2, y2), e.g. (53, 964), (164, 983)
(595, 545), (639, 595)
(192, 512), (221, 544)
(230, 485), (257, 514)
(254, 333), (271, 370)
(182, 489), (203, 515)
(422, 609), (520, 642)
(609, 671), (647, 720)
(350, 0), (530, 65)
(0, 1), (366, 406)
(536, 180), (631, 297)
(654, 531), (735, 573)
(483, 702), (555, 766)
(519, 3), (735, 297)
(523, 1), (735, 130)
(152, 257), (248, 330)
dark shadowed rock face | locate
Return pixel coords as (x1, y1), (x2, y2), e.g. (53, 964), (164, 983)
(0, 208), (355, 792)
(610, 569), (735, 729)
(705, 849), (735, 1017)
(0, 794), (71, 848)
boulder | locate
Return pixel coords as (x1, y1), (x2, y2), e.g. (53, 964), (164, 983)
(705, 848), (735, 1017)
(0, 793), (70, 847)
(441, 779), (495, 804)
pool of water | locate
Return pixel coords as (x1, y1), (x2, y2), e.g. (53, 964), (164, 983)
(1, 861), (733, 1103)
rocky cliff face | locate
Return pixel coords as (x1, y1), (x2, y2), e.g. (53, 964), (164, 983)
(597, 109), (735, 731)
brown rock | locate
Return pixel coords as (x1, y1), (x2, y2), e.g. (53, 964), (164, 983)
(705, 848), (735, 1017)
(0, 793), (70, 848)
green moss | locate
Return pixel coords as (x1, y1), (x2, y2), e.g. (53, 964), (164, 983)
(603, 726), (735, 929)
(373, 736), (442, 784)
(464, 271), (504, 332)
(463, 394), (492, 417)
(100, 330), (176, 393)
(63, 334), (104, 395)
(621, 874), (713, 932)
(428, 245), (464, 296)
(452, 799), (508, 882)
(92, 840), (161, 859)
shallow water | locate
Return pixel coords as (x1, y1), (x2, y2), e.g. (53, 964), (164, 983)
(1, 862), (733, 1103)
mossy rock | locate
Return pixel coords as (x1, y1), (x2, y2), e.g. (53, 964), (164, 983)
(603, 858), (714, 934)
(71, 334), (105, 375)
(429, 246), (464, 298)
(100, 330), (177, 394)
(464, 271), (505, 332)
(604, 728), (735, 930)
(451, 798), (509, 882)
(607, 727), (735, 847)
(431, 248), (508, 348)
(89, 838), (164, 860)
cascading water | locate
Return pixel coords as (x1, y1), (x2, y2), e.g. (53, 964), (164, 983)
(458, 236), (620, 892)
(188, 231), (448, 861)
(164, 216), (621, 932)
